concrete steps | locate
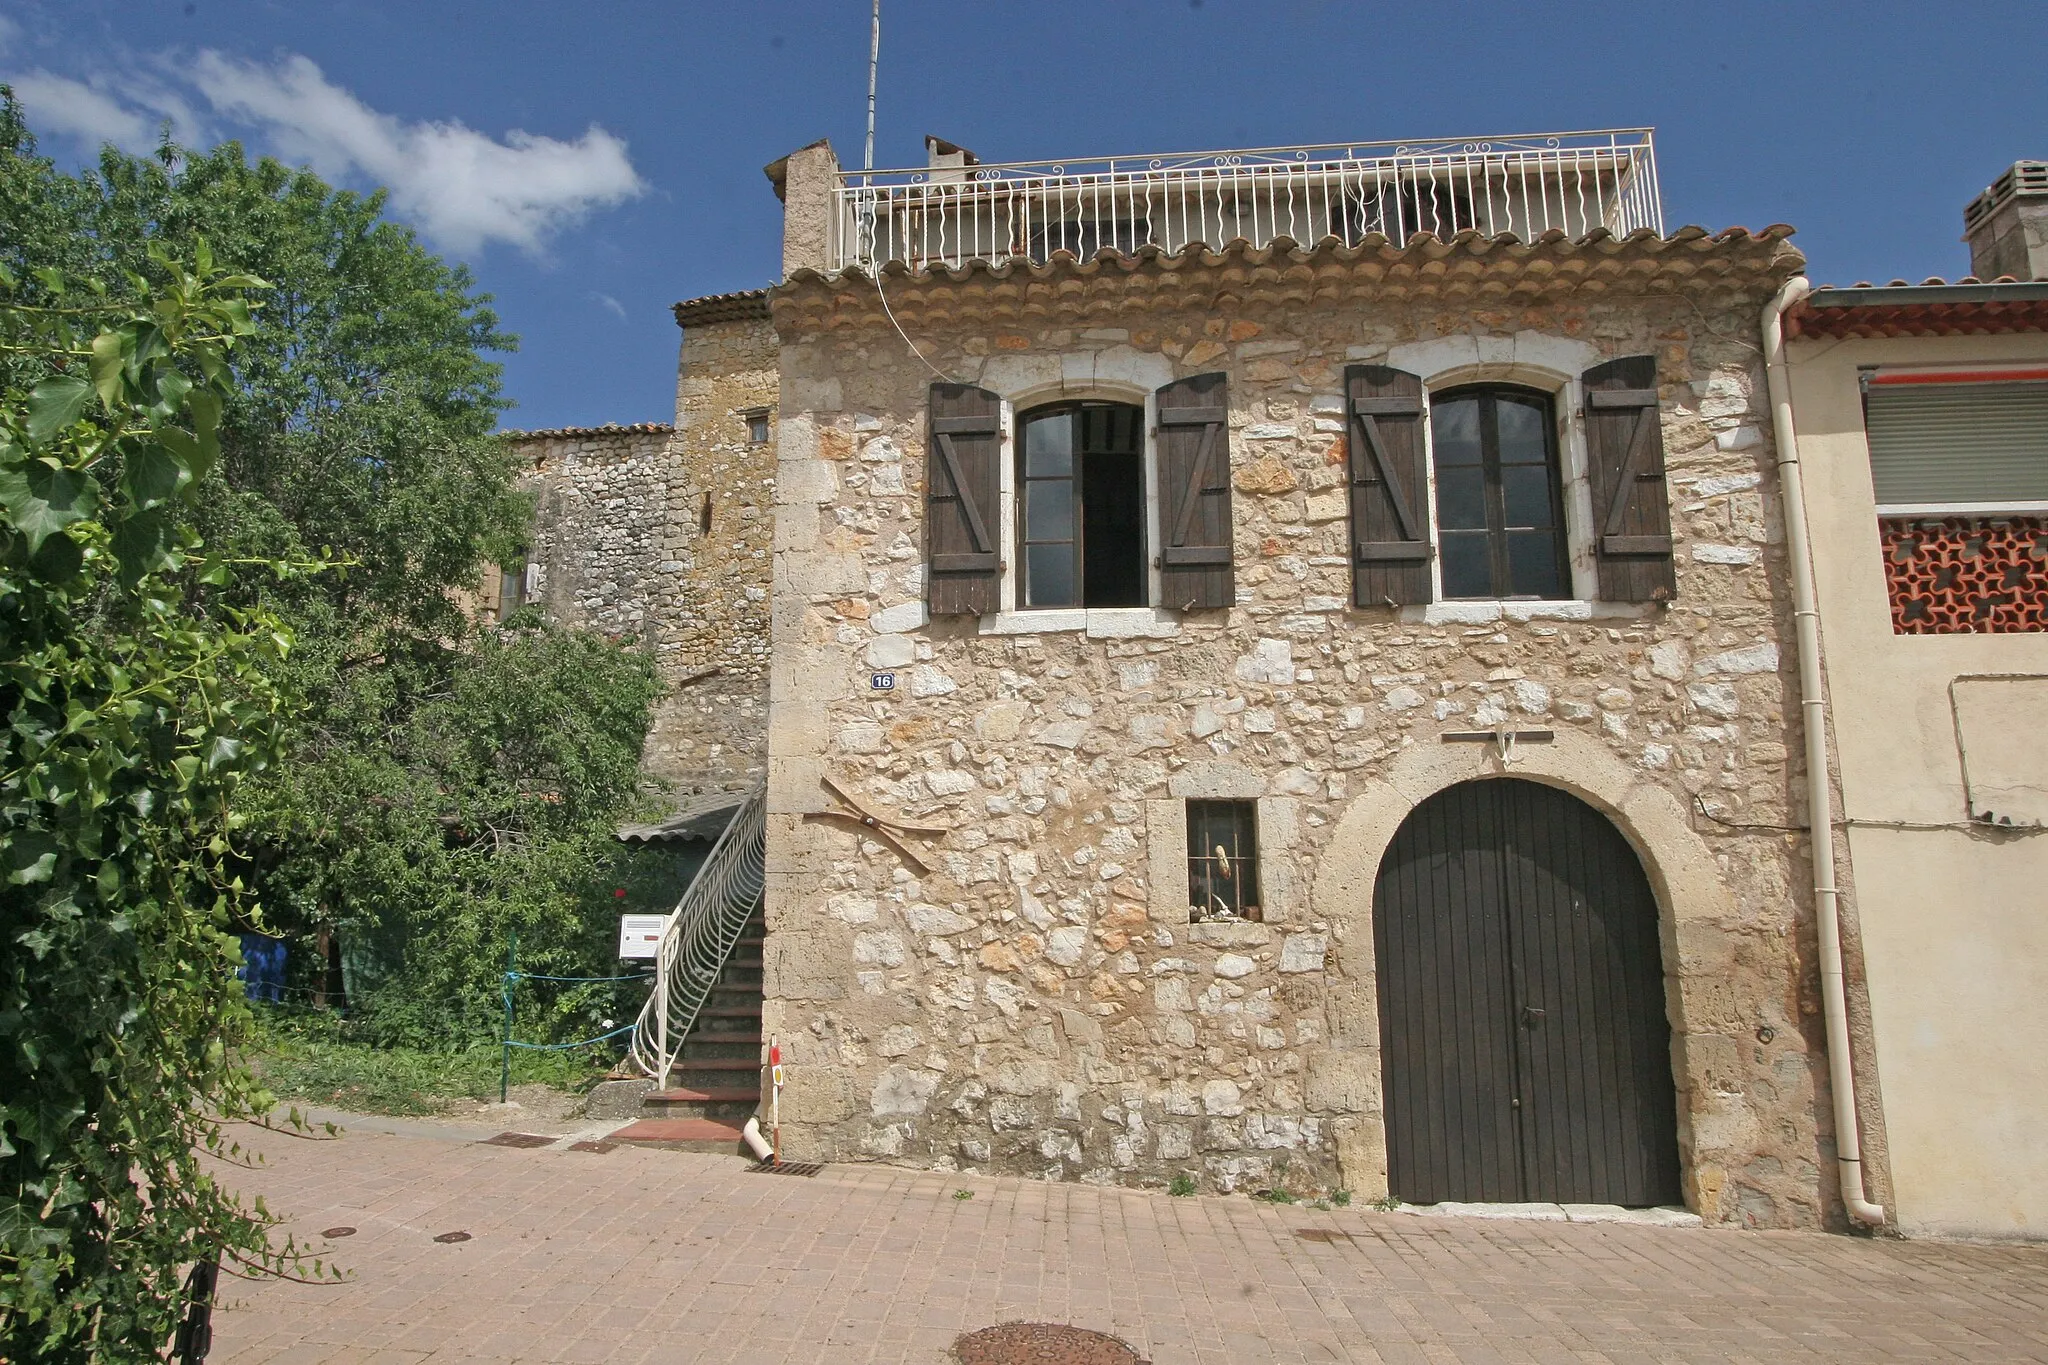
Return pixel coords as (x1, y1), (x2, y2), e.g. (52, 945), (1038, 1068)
(610, 912), (766, 1155)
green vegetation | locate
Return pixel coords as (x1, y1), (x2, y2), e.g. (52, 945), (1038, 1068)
(1168, 1173), (1199, 1197)
(0, 93), (672, 1360)
(0, 247), (334, 1360)
(250, 1011), (607, 1117)
(0, 94), (664, 1051)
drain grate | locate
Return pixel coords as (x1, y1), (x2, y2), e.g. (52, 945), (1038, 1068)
(320, 1227), (357, 1239)
(749, 1160), (825, 1177)
(953, 1323), (1147, 1365)
(432, 1231), (472, 1244)
(480, 1131), (556, 1149)
(1294, 1227), (1355, 1244)
(568, 1139), (619, 1154)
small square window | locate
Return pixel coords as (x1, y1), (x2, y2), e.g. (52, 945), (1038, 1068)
(743, 409), (771, 445)
(1186, 800), (1260, 922)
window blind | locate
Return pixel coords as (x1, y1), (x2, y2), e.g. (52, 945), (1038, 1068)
(1864, 378), (2048, 508)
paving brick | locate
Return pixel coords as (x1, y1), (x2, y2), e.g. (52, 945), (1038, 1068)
(212, 1119), (2048, 1364)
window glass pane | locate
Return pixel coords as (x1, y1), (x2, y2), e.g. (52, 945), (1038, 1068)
(1495, 397), (1550, 464)
(1505, 530), (1565, 599)
(1024, 414), (1073, 477)
(1025, 543), (1076, 607)
(1431, 397), (1481, 466)
(1435, 466), (1486, 530)
(1440, 531), (1493, 598)
(1502, 465), (1557, 529)
(1025, 479), (1073, 542)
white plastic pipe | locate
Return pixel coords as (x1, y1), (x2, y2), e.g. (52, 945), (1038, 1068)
(741, 1114), (774, 1162)
(1761, 276), (1888, 1228)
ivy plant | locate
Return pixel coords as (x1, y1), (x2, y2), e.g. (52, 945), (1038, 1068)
(1, 247), (336, 1363)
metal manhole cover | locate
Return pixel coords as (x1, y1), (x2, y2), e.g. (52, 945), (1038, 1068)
(481, 1131), (555, 1148)
(433, 1231), (472, 1244)
(953, 1323), (1147, 1365)
(320, 1226), (357, 1239)
(750, 1160), (825, 1177)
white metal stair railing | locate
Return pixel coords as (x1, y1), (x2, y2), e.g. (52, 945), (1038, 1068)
(627, 787), (768, 1082)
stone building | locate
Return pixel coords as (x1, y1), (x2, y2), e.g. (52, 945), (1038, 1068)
(499, 291), (778, 796)
(747, 131), (1862, 1230)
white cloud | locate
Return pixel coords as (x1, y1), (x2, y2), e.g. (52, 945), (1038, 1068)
(592, 292), (627, 321)
(7, 71), (156, 153)
(187, 53), (644, 256)
(4, 48), (645, 258)
(0, 15), (21, 57)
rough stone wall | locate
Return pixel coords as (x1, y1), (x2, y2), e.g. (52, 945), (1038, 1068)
(759, 254), (1845, 1228)
(658, 314), (778, 792)
(505, 310), (776, 796)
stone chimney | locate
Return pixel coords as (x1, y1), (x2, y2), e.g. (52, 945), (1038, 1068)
(924, 136), (979, 185)
(1964, 161), (2048, 281)
(764, 139), (842, 279)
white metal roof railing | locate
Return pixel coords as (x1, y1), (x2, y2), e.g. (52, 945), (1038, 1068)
(832, 129), (1662, 274)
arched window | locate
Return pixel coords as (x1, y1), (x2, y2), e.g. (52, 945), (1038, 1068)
(1016, 400), (1147, 608)
(1430, 385), (1569, 600)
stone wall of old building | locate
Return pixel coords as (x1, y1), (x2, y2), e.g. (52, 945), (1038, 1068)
(757, 232), (1851, 1229)
(503, 296), (777, 797)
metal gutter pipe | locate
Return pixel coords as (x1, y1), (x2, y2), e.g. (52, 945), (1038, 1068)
(1761, 276), (1888, 1228)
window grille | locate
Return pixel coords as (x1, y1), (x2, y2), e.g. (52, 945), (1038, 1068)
(1187, 800), (1260, 922)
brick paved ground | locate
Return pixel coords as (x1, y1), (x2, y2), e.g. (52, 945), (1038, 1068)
(213, 1116), (2048, 1365)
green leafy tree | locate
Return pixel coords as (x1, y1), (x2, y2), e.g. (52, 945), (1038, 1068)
(0, 251), (333, 1362)
(0, 96), (665, 1043)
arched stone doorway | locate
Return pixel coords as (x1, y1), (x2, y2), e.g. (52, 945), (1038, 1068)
(1374, 777), (1681, 1206)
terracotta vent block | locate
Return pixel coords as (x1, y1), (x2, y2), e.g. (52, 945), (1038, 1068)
(1881, 516), (2048, 634)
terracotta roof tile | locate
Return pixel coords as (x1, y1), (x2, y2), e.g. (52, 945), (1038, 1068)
(770, 226), (1805, 333)
(1786, 279), (2048, 339)
(672, 289), (772, 326)
(500, 422), (673, 440)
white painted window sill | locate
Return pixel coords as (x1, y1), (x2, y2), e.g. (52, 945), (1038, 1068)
(977, 607), (1183, 638)
(1402, 600), (1651, 626)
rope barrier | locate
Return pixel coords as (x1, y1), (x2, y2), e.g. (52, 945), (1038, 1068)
(501, 1022), (639, 1052)
(505, 970), (653, 984)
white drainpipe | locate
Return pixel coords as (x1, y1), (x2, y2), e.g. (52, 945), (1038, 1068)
(1761, 276), (1888, 1228)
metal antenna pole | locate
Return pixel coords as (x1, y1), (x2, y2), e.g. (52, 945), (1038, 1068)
(863, 0), (880, 179)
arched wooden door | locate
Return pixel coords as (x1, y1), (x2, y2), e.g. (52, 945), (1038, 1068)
(1373, 778), (1680, 1206)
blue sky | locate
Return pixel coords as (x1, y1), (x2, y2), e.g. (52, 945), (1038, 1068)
(6, 0), (2045, 431)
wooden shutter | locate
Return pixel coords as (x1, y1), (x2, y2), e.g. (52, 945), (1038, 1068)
(1346, 365), (1430, 607)
(926, 382), (1002, 615)
(1582, 356), (1676, 603)
(1156, 372), (1234, 610)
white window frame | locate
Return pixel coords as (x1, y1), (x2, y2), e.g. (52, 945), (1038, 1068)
(979, 383), (1182, 638)
(1384, 336), (1650, 623)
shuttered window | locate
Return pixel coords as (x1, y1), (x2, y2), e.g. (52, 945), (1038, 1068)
(1865, 377), (2048, 510)
(1581, 356), (1677, 603)
(1345, 365), (1431, 607)
(1016, 401), (1146, 608)
(1155, 372), (1234, 611)
(926, 383), (1003, 615)
(1431, 386), (1569, 600)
